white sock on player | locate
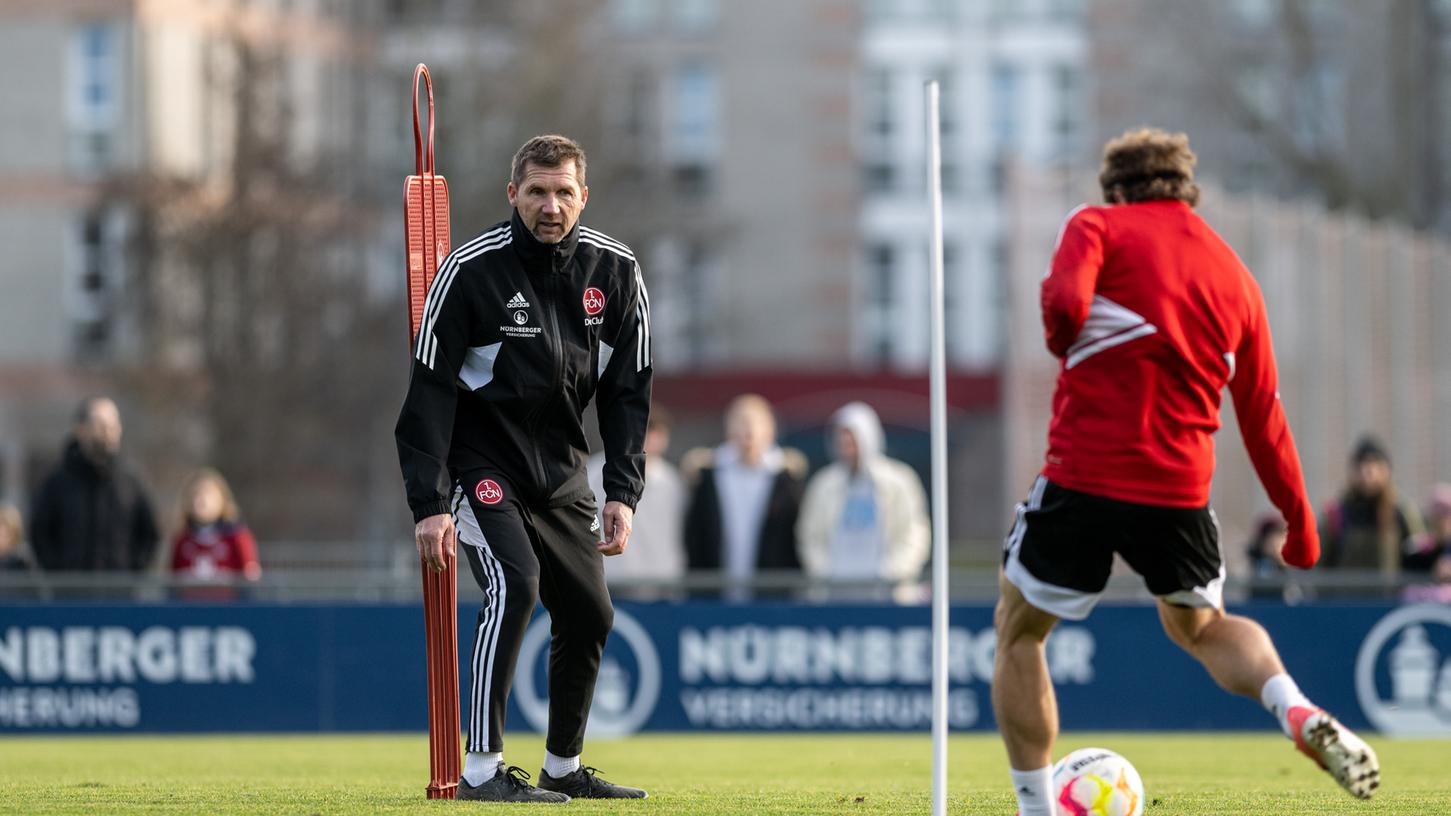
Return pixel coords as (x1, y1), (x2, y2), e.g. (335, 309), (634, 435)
(462, 751), (503, 786)
(1260, 673), (1313, 737)
(1009, 766), (1055, 816)
(543, 750), (581, 778)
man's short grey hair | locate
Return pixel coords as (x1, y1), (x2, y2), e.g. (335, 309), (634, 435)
(510, 134), (588, 187)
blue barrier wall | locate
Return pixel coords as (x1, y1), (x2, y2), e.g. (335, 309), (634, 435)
(2, 602), (1449, 737)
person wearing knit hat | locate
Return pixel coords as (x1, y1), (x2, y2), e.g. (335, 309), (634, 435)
(1319, 435), (1424, 575)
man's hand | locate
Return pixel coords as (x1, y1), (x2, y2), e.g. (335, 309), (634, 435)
(1280, 524), (1320, 569)
(415, 513), (456, 572)
(597, 501), (633, 556)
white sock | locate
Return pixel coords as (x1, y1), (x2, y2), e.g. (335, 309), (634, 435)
(1009, 766), (1055, 816)
(462, 751), (502, 786)
(1260, 673), (1313, 737)
(543, 750), (581, 778)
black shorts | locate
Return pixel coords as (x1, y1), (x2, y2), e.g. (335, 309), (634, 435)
(1002, 476), (1225, 620)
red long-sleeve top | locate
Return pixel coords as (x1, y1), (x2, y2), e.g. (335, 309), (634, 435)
(1040, 200), (1318, 565)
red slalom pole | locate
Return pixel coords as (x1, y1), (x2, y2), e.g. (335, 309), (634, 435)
(404, 62), (460, 801)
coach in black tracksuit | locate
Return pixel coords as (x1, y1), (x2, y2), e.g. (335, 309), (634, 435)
(395, 135), (649, 803)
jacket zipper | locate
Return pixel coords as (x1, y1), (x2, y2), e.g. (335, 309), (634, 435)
(526, 251), (569, 494)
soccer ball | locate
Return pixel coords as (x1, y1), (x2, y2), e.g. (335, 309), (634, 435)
(1051, 747), (1145, 816)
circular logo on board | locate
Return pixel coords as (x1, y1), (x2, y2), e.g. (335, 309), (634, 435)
(474, 479), (504, 506)
(1355, 604), (1451, 736)
(514, 607), (660, 737)
(583, 287), (606, 316)
(513, 310), (528, 325)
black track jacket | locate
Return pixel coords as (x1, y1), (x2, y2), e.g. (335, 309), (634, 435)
(395, 211), (652, 522)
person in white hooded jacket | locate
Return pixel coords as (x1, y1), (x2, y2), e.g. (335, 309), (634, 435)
(797, 401), (930, 603)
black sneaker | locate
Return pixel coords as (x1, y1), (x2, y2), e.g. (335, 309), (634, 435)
(538, 766), (647, 799)
(457, 763), (571, 803)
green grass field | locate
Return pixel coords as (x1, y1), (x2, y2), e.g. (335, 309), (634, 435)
(0, 732), (1444, 814)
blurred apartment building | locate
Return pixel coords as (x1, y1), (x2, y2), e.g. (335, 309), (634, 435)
(856, 0), (1089, 370)
(0, 0), (387, 510)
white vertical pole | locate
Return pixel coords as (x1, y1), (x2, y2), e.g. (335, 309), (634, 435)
(925, 79), (950, 816)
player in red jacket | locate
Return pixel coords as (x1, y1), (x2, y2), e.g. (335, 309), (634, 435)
(993, 130), (1379, 816)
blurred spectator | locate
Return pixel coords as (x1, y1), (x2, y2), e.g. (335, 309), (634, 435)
(684, 394), (804, 599)
(170, 468), (260, 598)
(1402, 550), (1451, 604)
(588, 408), (685, 599)
(797, 402), (929, 603)
(29, 397), (159, 572)
(1319, 436), (1423, 576)
(0, 503), (31, 572)
(1403, 484), (1451, 573)
(1243, 514), (1298, 602)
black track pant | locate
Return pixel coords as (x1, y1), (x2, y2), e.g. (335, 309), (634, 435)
(451, 473), (612, 757)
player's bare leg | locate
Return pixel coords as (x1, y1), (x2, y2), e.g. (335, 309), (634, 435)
(992, 574), (1061, 816)
(1156, 601), (1282, 697)
(1158, 601), (1380, 799)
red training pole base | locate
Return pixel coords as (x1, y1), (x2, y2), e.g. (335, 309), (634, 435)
(421, 554), (461, 800)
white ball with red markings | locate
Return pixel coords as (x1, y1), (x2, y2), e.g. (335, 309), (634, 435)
(1051, 747), (1145, 816)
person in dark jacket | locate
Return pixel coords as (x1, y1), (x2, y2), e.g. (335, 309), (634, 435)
(1319, 436), (1423, 577)
(683, 394), (805, 600)
(395, 135), (649, 802)
(29, 397), (159, 573)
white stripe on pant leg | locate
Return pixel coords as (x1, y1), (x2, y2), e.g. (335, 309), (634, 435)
(454, 489), (494, 751)
(456, 491), (508, 752)
(458, 498), (508, 752)
(468, 603), (493, 750)
(1001, 476), (1103, 621)
(481, 552), (507, 749)
(1003, 476), (1048, 558)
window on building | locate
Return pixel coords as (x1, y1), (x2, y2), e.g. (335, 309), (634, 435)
(864, 163), (896, 193)
(612, 0), (658, 33)
(69, 22), (120, 173)
(665, 63), (720, 196)
(1231, 0), (1275, 26)
(672, 0), (717, 32)
(71, 209), (118, 358)
(1235, 63), (1275, 121)
(682, 242), (712, 363)
(667, 62), (720, 162)
(616, 69), (655, 164)
(866, 67), (893, 139)
(1294, 64), (1342, 153)
(991, 63), (1020, 153)
(1051, 64), (1080, 159)
(868, 243), (896, 361)
(1045, 0), (1085, 21)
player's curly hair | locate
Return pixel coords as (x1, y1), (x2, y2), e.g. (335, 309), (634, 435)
(1098, 128), (1200, 207)
(511, 134), (588, 187)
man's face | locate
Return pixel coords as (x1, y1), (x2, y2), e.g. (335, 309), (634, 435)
(726, 408), (774, 466)
(644, 426), (670, 459)
(76, 399), (122, 459)
(834, 426), (861, 471)
(1353, 459), (1390, 495)
(507, 160), (588, 244)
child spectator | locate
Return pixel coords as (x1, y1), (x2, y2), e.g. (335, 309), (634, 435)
(170, 469), (260, 599)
